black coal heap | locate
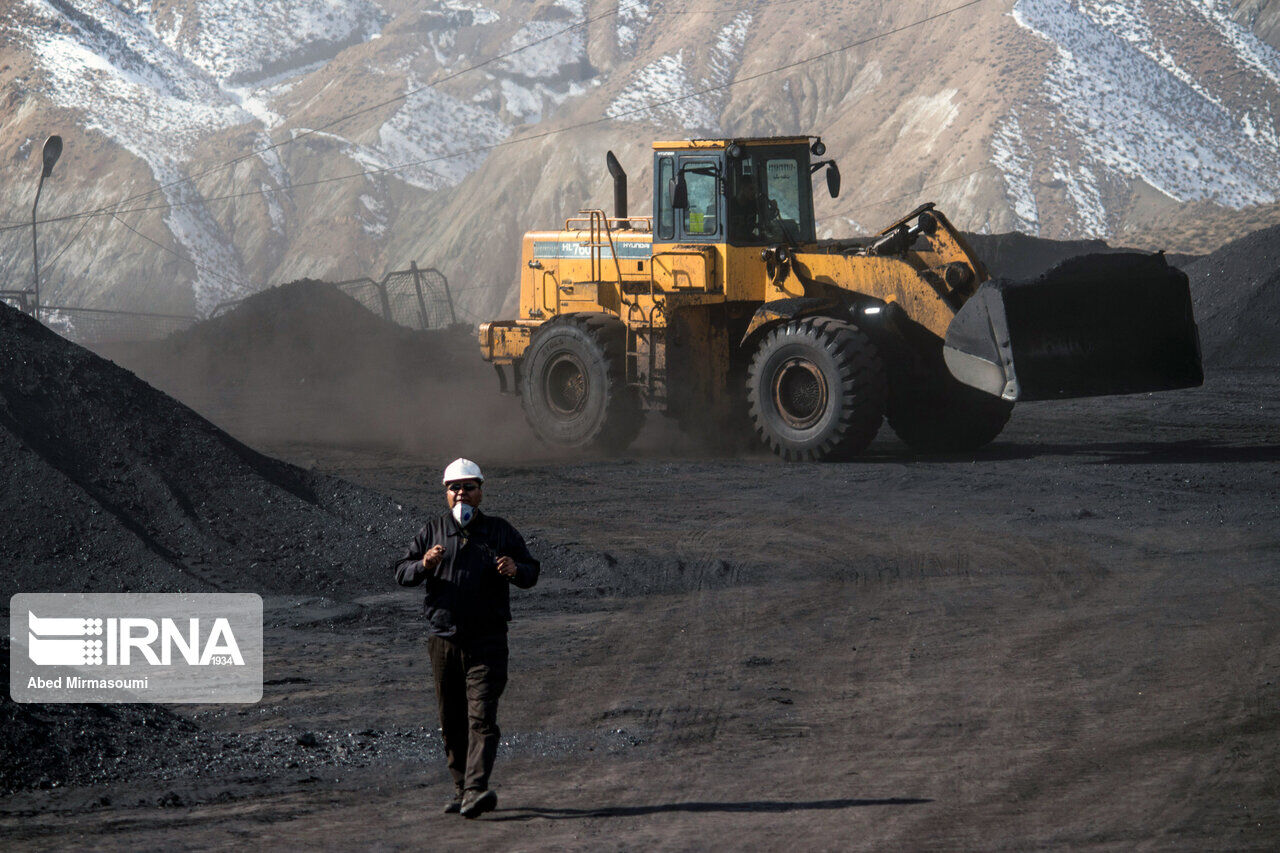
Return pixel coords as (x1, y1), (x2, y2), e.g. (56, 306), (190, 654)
(1184, 222), (1280, 367)
(0, 299), (411, 599)
(965, 226), (1280, 368)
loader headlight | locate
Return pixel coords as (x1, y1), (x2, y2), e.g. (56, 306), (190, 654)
(863, 306), (882, 316)
(810, 140), (826, 156)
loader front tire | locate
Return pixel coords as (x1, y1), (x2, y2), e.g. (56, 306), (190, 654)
(520, 314), (643, 451)
(746, 318), (886, 461)
(887, 370), (1013, 454)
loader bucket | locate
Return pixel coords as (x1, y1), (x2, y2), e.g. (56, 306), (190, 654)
(943, 252), (1203, 402)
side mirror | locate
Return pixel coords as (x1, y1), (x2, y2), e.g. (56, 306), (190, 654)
(670, 174), (689, 209)
(826, 161), (841, 199)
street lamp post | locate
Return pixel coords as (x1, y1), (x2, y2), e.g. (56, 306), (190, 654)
(31, 134), (63, 321)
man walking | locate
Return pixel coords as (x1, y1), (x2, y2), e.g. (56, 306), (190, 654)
(394, 458), (540, 818)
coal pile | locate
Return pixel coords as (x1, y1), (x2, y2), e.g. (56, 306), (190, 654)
(0, 699), (191, 794)
(0, 300), (414, 599)
(1183, 222), (1280, 367)
(962, 229), (1280, 368)
(0, 649), (196, 795)
(963, 232), (1202, 282)
(99, 280), (526, 455)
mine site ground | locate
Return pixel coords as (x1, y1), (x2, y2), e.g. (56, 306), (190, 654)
(2, 366), (1277, 850)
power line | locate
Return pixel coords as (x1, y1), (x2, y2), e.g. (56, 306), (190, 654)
(30, 0), (662, 233)
(22, 0), (1270, 312)
(12, 0), (1276, 241)
(155, 0), (828, 208)
(2, 0), (823, 241)
(828, 62), (1279, 227)
(109, 212), (250, 291)
(5, 0), (995, 233)
(39, 198), (102, 274)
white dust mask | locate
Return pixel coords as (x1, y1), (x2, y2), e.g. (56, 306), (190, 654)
(452, 502), (475, 527)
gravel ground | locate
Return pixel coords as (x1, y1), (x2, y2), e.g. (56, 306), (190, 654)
(1, 232), (1277, 849)
(2, 368), (1277, 850)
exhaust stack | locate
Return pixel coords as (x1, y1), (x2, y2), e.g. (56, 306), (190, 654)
(606, 151), (627, 220)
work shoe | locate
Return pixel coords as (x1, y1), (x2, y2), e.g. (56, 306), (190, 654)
(443, 789), (464, 814)
(459, 788), (497, 819)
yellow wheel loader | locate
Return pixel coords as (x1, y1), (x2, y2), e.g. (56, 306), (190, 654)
(479, 136), (1203, 460)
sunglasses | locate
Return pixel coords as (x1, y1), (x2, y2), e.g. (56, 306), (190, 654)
(447, 482), (481, 493)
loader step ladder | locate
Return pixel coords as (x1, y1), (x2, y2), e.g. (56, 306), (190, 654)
(573, 209), (667, 406)
(575, 209), (625, 289)
(625, 314), (666, 406)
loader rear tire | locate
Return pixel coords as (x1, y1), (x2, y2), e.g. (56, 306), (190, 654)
(887, 370), (1013, 454)
(746, 317), (886, 461)
(520, 314), (643, 451)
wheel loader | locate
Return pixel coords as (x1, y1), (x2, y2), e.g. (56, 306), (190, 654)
(478, 136), (1203, 460)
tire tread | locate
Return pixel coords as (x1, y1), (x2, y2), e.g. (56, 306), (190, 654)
(520, 313), (643, 451)
(746, 317), (886, 461)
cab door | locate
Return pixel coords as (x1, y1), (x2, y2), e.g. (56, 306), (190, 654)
(652, 152), (722, 292)
(677, 154), (722, 241)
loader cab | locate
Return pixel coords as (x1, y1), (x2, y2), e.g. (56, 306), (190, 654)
(653, 138), (818, 247)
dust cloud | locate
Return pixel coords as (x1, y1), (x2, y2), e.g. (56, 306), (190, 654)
(96, 280), (551, 463)
(93, 225), (1280, 470)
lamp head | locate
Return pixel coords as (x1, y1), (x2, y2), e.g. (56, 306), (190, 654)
(41, 136), (62, 179)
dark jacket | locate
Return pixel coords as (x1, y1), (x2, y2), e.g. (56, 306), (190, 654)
(393, 510), (539, 641)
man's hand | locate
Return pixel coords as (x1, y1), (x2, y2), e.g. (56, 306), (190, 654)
(422, 544), (446, 571)
(495, 556), (517, 579)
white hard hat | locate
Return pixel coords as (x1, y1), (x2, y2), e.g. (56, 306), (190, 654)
(442, 458), (484, 484)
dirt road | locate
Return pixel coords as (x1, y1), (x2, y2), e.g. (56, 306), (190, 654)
(2, 369), (1277, 850)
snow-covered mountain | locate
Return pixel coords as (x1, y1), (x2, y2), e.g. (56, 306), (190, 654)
(2, 0), (1279, 321)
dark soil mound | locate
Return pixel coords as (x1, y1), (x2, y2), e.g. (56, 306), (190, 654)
(962, 230), (1280, 367)
(159, 279), (477, 387)
(0, 300), (414, 599)
(98, 280), (530, 456)
(1183, 222), (1280, 367)
(965, 232), (1124, 281)
(0, 647), (196, 794)
(963, 232), (1202, 282)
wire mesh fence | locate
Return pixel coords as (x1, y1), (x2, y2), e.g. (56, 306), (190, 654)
(39, 306), (197, 345)
(381, 265), (456, 330)
(0, 294), (197, 346)
(3, 262), (454, 346)
(0, 290), (36, 316)
(210, 263), (456, 331)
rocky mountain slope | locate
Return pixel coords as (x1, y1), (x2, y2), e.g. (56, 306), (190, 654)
(1, 0), (1279, 323)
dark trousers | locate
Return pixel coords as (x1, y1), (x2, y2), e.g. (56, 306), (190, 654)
(428, 634), (508, 792)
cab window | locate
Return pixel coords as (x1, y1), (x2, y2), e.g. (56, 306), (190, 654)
(764, 158), (801, 234)
(680, 160), (719, 238)
(726, 147), (815, 245)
